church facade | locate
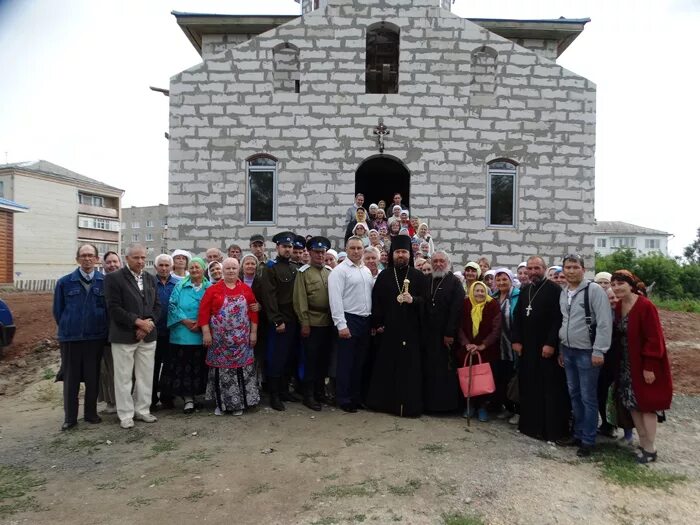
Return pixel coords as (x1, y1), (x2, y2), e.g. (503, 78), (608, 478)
(168, 0), (596, 267)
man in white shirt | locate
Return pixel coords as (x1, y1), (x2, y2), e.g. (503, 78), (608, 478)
(328, 236), (373, 412)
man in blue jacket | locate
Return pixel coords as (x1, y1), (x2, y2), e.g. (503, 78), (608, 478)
(53, 244), (109, 431)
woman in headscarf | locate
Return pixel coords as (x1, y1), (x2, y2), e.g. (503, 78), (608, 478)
(493, 268), (520, 424)
(399, 210), (415, 237)
(171, 249), (191, 281)
(239, 253), (265, 385)
(368, 229), (383, 250)
(610, 270), (673, 463)
(208, 261), (223, 284)
(457, 281), (502, 421)
(388, 220), (402, 242)
(483, 269), (497, 293)
(463, 261), (481, 291)
(352, 222), (370, 247)
(345, 207), (373, 243)
(199, 258), (260, 416)
(166, 257), (210, 414)
(324, 249), (338, 269)
(413, 223), (434, 254)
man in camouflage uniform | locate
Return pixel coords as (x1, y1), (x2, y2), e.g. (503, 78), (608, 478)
(293, 236), (333, 411)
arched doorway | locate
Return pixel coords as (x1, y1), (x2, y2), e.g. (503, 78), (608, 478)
(355, 155), (410, 211)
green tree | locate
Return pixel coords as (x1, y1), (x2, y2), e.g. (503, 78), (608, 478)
(683, 227), (700, 264)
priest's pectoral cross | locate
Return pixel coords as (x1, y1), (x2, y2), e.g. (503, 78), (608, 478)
(526, 304), (533, 317)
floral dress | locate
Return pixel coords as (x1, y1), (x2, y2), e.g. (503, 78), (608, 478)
(199, 281), (260, 411)
(617, 315), (638, 411)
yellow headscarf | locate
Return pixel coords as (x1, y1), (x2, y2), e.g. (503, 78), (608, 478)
(468, 281), (493, 338)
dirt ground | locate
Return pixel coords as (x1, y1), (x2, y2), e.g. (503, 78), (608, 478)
(1, 292), (699, 525)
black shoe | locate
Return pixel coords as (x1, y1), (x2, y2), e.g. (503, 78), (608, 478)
(598, 423), (617, 438)
(304, 397), (322, 411)
(61, 421), (77, 431)
(636, 449), (657, 464)
(555, 436), (582, 447)
(577, 444), (594, 457)
(84, 415), (102, 424)
(270, 394), (286, 412)
(340, 403), (357, 413)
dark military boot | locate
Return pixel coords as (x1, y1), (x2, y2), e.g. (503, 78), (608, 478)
(303, 382), (322, 411)
(269, 377), (285, 412)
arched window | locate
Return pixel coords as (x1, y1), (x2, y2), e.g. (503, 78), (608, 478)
(487, 159), (517, 227)
(273, 43), (300, 94)
(471, 46), (498, 97)
(366, 22), (400, 94)
(247, 155), (278, 224)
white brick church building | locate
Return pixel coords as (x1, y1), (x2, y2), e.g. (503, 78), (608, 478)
(167, 0), (596, 266)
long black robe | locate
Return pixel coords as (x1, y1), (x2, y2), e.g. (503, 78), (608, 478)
(512, 278), (570, 441)
(423, 272), (464, 412)
(366, 265), (428, 417)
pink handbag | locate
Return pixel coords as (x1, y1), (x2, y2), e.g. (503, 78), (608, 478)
(458, 352), (496, 398)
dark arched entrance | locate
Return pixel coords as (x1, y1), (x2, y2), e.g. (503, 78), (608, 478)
(355, 155), (410, 211)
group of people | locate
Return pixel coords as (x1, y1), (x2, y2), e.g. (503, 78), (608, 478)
(52, 192), (673, 465)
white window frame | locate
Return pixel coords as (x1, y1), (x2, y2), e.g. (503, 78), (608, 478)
(146, 219), (154, 228)
(131, 222), (140, 229)
(486, 160), (518, 228)
(78, 215), (120, 232)
(246, 156), (278, 225)
(78, 193), (105, 207)
(132, 233), (139, 242)
(0, 180), (4, 198)
(611, 237), (635, 248)
(597, 238), (607, 248)
(645, 238), (660, 250)
(145, 233), (153, 242)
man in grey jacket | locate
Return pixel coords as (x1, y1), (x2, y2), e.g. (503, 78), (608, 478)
(557, 254), (612, 456)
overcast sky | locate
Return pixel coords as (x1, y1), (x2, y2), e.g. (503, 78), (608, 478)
(0, 0), (697, 255)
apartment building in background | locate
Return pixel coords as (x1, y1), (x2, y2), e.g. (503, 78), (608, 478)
(120, 204), (169, 269)
(0, 160), (123, 282)
(594, 221), (671, 257)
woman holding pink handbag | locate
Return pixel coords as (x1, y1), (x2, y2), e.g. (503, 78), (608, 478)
(458, 282), (502, 421)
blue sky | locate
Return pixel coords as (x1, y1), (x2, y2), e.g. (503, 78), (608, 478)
(0, 0), (697, 255)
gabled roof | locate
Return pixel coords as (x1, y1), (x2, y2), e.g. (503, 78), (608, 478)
(172, 11), (589, 58)
(0, 160), (124, 195)
(0, 197), (29, 213)
(595, 221), (671, 237)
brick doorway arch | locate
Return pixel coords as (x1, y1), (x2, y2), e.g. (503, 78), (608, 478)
(354, 155), (410, 212)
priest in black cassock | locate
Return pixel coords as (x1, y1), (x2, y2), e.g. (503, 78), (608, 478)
(511, 256), (570, 441)
(366, 235), (428, 417)
(422, 250), (464, 412)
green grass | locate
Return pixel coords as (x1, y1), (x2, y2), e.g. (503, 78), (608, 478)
(594, 444), (687, 489)
(387, 478), (422, 496)
(0, 465), (46, 517)
(124, 428), (148, 444)
(150, 439), (178, 454)
(419, 442), (447, 454)
(433, 477), (458, 497)
(313, 478), (380, 499)
(41, 367), (55, 380)
(184, 449), (212, 462)
(442, 512), (485, 525)
(653, 298), (700, 313)
(310, 518), (340, 525)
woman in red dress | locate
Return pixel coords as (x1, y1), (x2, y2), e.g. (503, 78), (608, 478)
(458, 281), (502, 422)
(611, 270), (673, 463)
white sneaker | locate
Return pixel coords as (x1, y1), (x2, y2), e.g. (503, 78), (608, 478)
(134, 413), (157, 423)
(103, 403), (117, 414)
(120, 418), (134, 429)
(214, 407), (223, 416)
(508, 414), (520, 425)
(232, 409), (243, 416)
